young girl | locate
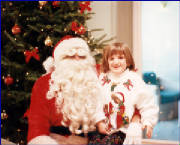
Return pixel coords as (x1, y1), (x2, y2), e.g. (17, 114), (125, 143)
(88, 42), (159, 145)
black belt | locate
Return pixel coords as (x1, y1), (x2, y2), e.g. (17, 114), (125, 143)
(50, 126), (86, 137)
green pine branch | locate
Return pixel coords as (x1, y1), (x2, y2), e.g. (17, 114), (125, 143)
(1, 56), (25, 69)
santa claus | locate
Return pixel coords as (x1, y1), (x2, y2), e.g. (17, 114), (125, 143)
(27, 37), (107, 144)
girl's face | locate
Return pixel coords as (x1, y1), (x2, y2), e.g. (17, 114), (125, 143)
(108, 53), (127, 75)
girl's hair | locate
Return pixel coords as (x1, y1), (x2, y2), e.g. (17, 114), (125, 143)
(101, 42), (135, 73)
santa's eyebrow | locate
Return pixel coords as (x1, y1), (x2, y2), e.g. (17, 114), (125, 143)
(78, 56), (86, 59)
(63, 56), (71, 59)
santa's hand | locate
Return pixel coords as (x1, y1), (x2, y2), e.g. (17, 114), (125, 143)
(96, 120), (109, 135)
(123, 122), (142, 145)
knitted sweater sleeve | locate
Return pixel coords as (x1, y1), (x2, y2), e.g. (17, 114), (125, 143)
(133, 73), (159, 128)
(94, 83), (107, 123)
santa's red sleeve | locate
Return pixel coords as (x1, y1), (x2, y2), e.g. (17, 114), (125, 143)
(27, 73), (58, 144)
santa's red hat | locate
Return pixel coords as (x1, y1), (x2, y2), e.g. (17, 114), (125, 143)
(43, 36), (90, 73)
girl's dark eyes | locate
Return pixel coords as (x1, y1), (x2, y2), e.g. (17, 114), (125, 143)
(110, 56), (124, 60)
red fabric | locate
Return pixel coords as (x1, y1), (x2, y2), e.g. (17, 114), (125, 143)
(24, 47), (40, 63)
(95, 63), (101, 77)
(27, 73), (63, 142)
(134, 108), (141, 117)
(116, 112), (123, 128)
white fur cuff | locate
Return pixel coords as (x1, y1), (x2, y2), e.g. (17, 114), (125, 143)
(43, 56), (54, 74)
(28, 135), (59, 144)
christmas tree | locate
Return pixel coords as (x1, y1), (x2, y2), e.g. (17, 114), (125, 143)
(1, 1), (112, 144)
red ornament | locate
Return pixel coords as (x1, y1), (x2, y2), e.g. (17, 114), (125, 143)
(24, 47), (40, 63)
(4, 76), (14, 85)
(52, 1), (60, 7)
(71, 21), (86, 35)
(12, 24), (21, 35)
(79, 1), (91, 14)
(71, 21), (78, 31)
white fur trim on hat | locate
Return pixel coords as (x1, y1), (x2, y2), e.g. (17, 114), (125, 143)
(53, 38), (90, 62)
(28, 135), (58, 144)
(43, 56), (55, 74)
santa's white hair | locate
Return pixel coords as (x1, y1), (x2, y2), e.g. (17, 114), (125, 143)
(44, 38), (104, 134)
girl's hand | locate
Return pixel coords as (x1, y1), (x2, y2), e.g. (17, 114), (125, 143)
(143, 125), (153, 138)
(96, 120), (109, 135)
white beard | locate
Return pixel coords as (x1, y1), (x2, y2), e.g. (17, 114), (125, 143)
(47, 57), (102, 134)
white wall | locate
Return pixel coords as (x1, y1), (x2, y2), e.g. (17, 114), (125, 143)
(87, 1), (117, 39)
(87, 1), (133, 47)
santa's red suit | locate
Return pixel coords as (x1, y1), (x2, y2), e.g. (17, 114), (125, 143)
(27, 73), (63, 143)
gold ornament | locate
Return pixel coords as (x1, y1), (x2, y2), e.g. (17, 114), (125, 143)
(1, 110), (8, 120)
(64, 28), (67, 32)
(9, 2), (13, 6)
(39, 1), (48, 9)
(45, 36), (53, 46)
(17, 129), (21, 132)
(20, 140), (24, 144)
